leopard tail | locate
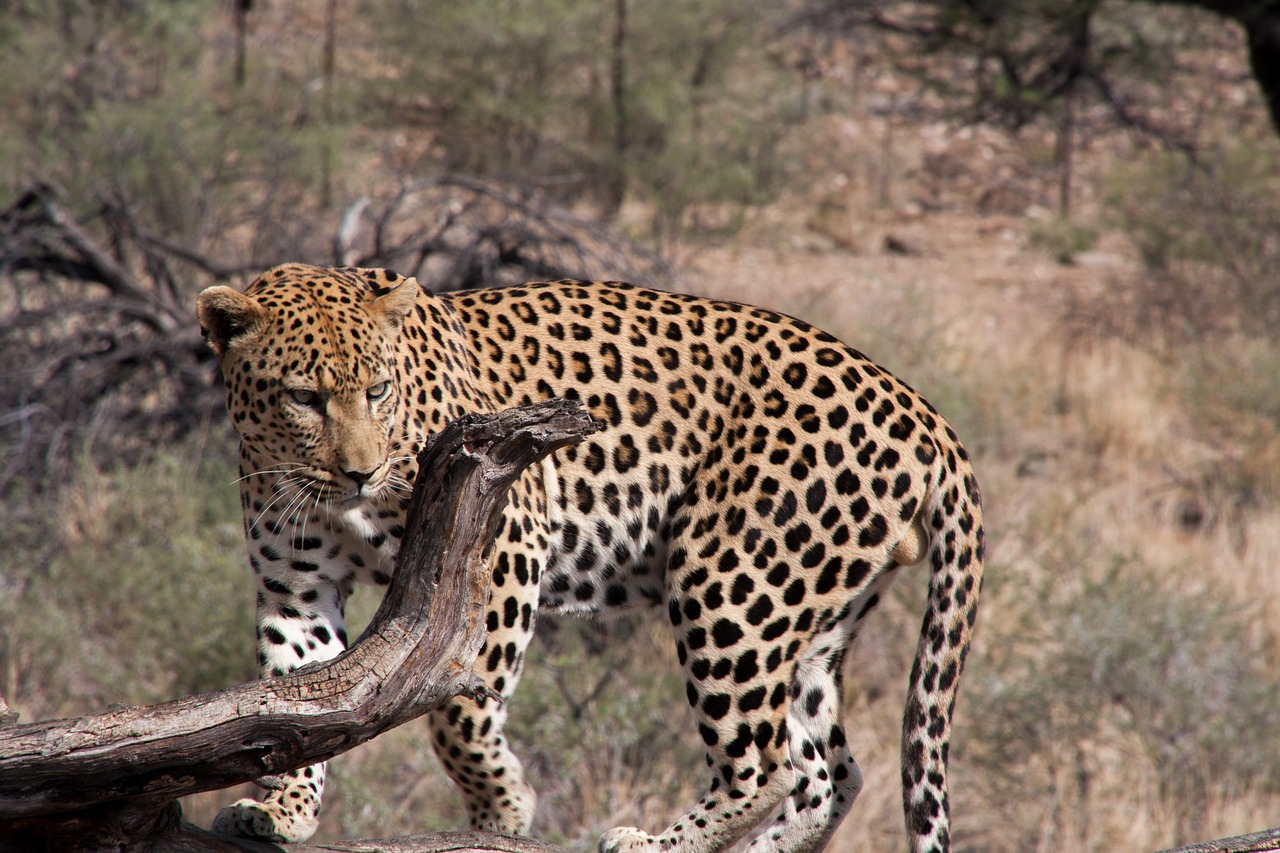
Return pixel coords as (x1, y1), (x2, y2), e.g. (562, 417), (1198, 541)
(900, 433), (984, 853)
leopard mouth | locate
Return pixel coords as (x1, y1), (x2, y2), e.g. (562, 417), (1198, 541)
(336, 468), (395, 506)
(265, 470), (368, 507)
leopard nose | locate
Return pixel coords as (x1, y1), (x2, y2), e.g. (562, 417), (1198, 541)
(344, 469), (373, 488)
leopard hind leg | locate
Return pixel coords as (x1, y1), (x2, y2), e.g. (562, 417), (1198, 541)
(744, 649), (860, 853)
(745, 576), (897, 853)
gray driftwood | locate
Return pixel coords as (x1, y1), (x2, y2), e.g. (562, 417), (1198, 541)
(1155, 827), (1280, 853)
(0, 399), (593, 853)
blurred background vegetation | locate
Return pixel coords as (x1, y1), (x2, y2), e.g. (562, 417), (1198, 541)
(2, 1), (1280, 851)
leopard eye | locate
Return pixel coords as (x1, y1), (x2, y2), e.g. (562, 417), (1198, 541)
(289, 388), (321, 407)
(366, 381), (391, 402)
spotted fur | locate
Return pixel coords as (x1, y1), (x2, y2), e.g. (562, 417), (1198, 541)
(198, 263), (983, 853)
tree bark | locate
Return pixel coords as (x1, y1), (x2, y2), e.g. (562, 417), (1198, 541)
(1155, 826), (1280, 853)
(0, 399), (594, 853)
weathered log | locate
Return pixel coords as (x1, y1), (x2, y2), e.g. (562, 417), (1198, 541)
(0, 399), (594, 853)
(1155, 827), (1280, 853)
(237, 830), (567, 853)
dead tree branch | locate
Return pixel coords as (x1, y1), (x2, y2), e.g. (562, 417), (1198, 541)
(0, 399), (594, 853)
(333, 176), (672, 290)
(1155, 827), (1280, 853)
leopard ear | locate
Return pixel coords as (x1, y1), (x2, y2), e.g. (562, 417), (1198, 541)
(197, 286), (268, 356)
(370, 276), (420, 332)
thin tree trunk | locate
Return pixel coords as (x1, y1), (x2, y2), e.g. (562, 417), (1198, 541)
(605, 0), (628, 215)
(1057, 82), (1075, 217)
(233, 0), (251, 88)
(320, 0), (338, 208)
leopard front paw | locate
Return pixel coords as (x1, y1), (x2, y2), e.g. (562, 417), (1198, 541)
(600, 826), (665, 853)
(211, 796), (318, 843)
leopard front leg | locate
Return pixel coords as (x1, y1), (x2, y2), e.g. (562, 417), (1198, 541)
(426, 471), (554, 834)
(211, 574), (349, 843)
(427, 542), (542, 834)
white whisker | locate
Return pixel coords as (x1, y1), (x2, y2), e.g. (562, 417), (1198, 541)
(273, 476), (310, 491)
(300, 486), (323, 549)
(296, 493), (315, 558)
(252, 484), (305, 534)
(232, 464), (305, 486)
(273, 486), (313, 549)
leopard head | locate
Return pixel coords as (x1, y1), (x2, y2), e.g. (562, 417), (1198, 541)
(198, 263), (419, 506)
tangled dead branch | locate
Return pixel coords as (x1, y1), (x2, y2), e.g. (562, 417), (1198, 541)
(332, 176), (671, 289)
(0, 184), (219, 490)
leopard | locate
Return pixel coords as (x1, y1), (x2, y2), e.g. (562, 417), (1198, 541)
(197, 262), (983, 853)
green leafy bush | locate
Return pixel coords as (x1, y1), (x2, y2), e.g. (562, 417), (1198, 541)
(1175, 338), (1280, 510)
(1027, 214), (1099, 264)
(0, 1), (346, 260)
